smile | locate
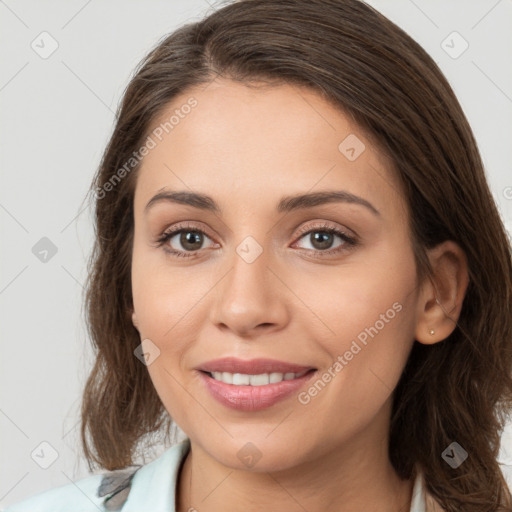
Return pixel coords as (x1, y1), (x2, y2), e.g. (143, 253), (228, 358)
(198, 368), (317, 412)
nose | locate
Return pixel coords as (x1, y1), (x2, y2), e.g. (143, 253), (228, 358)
(209, 245), (289, 338)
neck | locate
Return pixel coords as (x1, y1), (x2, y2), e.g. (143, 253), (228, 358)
(176, 417), (414, 512)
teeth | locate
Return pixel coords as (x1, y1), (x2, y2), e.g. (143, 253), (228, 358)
(233, 373), (250, 385)
(210, 370), (308, 386)
(222, 372), (233, 384)
(270, 372), (284, 383)
(249, 373), (269, 386)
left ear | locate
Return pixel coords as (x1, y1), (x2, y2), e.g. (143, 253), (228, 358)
(131, 308), (139, 332)
(414, 240), (469, 345)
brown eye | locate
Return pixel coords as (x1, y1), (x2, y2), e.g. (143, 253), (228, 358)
(299, 230), (339, 251)
(154, 223), (216, 258)
(293, 223), (358, 258)
(175, 230), (205, 251)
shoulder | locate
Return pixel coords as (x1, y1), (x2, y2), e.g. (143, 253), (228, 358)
(3, 439), (191, 512)
(2, 472), (106, 512)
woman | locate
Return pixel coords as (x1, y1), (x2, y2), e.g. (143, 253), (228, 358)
(6, 0), (512, 510)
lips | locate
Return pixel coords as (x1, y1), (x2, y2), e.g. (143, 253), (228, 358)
(198, 365), (318, 412)
(197, 357), (316, 375)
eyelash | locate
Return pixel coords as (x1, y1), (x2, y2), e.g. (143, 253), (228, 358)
(153, 221), (358, 259)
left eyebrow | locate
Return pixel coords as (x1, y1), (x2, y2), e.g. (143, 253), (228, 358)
(144, 189), (381, 217)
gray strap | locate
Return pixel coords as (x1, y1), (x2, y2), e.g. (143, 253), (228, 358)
(97, 465), (142, 511)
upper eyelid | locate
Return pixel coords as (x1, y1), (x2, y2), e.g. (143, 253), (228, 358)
(162, 221), (215, 240)
(160, 221), (356, 245)
(294, 221), (355, 237)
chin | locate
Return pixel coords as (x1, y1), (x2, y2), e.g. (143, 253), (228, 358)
(203, 435), (308, 473)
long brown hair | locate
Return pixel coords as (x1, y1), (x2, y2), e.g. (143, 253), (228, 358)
(80, 0), (512, 509)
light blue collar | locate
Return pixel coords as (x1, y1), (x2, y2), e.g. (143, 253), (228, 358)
(121, 437), (191, 511)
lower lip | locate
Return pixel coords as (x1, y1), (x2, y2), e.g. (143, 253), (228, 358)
(198, 370), (316, 412)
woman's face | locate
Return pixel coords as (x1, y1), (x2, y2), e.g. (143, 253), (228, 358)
(131, 78), (423, 472)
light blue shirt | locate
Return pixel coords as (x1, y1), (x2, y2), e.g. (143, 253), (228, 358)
(3, 438), (431, 511)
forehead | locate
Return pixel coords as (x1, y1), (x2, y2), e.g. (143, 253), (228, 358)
(134, 78), (405, 219)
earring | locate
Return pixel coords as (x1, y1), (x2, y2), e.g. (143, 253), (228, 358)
(429, 329), (435, 335)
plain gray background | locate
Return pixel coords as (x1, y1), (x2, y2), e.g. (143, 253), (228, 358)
(1, 0), (511, 508)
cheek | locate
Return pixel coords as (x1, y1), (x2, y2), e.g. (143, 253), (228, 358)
(131, 246), (200, 418)
(131, 242), (210, 366)
(290, 270), (417, 440)
(131, 238), (185, 332)
(301, 248), (418, 385)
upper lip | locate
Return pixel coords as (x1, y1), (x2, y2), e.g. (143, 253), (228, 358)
(197, 357), (316, 375)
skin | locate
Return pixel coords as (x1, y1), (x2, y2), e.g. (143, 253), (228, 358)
(130, 78), (468, 512)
